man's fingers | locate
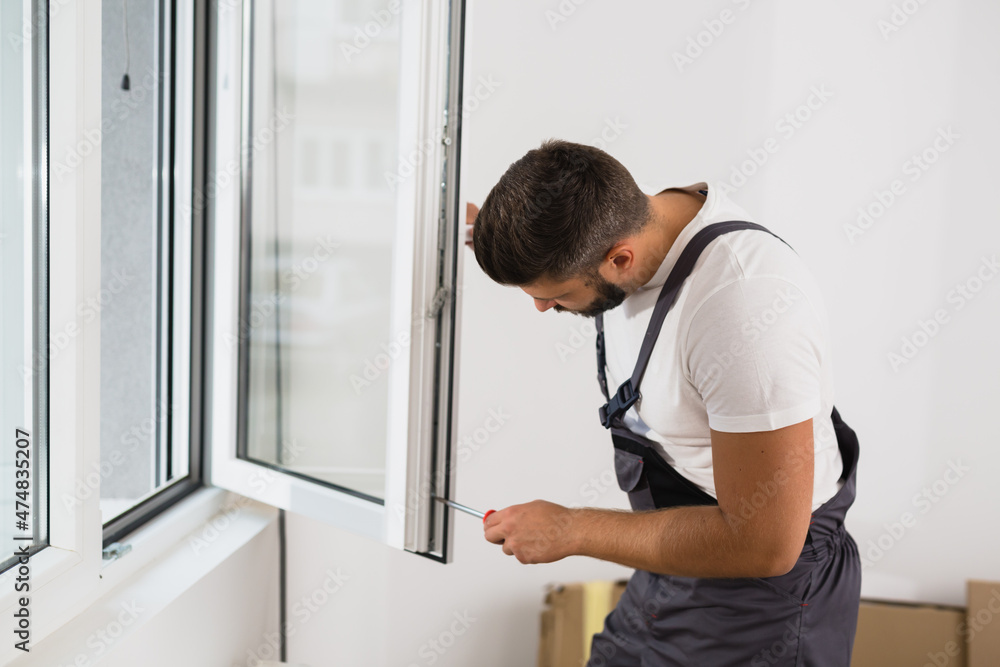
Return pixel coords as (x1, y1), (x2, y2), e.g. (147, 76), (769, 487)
(483, 506), (506, 529)
(483, 515), (503, 545)
(483, 508), (511, 547)
(465, 202), (479, 249)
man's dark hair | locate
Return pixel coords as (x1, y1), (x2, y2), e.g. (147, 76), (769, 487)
(472, 139), (651, 286)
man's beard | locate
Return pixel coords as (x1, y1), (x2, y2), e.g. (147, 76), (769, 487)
(554, 271), (628, 318)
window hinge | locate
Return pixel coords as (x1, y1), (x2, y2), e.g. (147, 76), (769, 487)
(426, 286), (450, 319)
(102, 542), (132, 562)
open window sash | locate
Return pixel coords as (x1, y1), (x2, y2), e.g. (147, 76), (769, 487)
(206, 0), (464, 560)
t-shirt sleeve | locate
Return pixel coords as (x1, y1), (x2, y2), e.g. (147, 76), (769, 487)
(683, 275), (825, 433)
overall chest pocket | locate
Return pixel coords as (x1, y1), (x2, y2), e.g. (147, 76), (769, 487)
(613, 447), (656, 511)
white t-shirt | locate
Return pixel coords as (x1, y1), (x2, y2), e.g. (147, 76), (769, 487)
(601, 181), (844, 511)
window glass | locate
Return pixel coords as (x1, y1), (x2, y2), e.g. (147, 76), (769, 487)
(0, 0), (48, 571)
(242, 0), (403, 500)
(99, 0), (189, 522)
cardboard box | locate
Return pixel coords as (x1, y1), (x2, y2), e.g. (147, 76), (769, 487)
(537, 580), (628, 667)
(966, 580), (1000, 667)
(537, 579), (1000, 666)
(851, 600), (966, 667)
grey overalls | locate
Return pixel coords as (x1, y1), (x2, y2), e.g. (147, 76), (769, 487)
(588, 221), (862, 666)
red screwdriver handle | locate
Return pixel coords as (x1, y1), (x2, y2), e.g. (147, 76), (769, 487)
(482, 509), (496, 523)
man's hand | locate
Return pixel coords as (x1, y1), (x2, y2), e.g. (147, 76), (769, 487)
(466, 202), (479, 248)
(483, 500), (578, 564)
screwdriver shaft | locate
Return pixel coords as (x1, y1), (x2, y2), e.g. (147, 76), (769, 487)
(434, 496), (485, 519)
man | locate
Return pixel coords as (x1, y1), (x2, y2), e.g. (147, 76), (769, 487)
(468, 139), (861, 665)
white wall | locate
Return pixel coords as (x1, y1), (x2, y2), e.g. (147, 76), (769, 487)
(28, 2), (990, 666)
(288, 0), (1000, 665)
(738, 0), (1000, 607)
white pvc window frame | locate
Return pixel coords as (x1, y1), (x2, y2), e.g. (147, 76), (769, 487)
(0, 4), (213, 659)
(0, 4), (107, 654)
(206, 0), (464, 558)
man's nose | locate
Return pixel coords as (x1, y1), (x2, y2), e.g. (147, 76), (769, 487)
(534, 299), (556, 312)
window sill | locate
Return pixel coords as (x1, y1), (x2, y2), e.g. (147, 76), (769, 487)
(2, 487), (277, 665)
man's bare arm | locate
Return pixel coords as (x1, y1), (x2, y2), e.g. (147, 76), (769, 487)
(483, 418), (814, 578)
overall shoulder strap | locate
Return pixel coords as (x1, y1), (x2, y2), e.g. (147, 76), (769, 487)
(597, 220), (792, 428)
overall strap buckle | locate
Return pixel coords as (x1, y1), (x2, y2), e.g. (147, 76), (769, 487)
(599, 379), (640, 429)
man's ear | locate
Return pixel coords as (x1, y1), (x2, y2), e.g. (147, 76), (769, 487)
(603, 242), (635, 278)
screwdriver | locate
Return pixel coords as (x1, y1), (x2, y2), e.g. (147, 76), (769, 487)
(434, 496), (496, 522)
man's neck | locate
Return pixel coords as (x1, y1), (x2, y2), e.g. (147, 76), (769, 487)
(632, 191), (704, 288)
